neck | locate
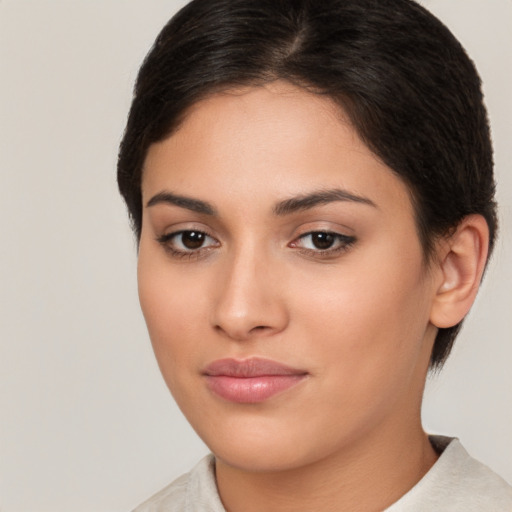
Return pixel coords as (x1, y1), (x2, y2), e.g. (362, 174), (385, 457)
(215, 413), (438, 512)
(215, 330), (439, 512)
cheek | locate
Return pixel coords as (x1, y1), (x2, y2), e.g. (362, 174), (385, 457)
(137, 252), (209, 387)
(291, 244), (433, 394)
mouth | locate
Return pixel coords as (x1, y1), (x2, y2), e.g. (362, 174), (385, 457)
(202, 357), (308, 404)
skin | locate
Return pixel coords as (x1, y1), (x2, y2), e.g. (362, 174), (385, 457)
(137, 81), (470, 511)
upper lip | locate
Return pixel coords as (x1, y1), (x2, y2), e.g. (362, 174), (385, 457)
(203, 357), (307, 377)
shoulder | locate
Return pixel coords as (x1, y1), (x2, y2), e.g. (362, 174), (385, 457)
(387, 436), (512, 511)
(131, 455), (225, 512)
(131, 472), (189, 512)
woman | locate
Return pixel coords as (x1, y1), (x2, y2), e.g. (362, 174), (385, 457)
(118, 0), (512, 510)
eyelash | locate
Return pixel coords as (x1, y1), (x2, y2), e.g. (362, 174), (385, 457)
(156, 230), (356, 260)
(156, 230), (219, 260)
(291, 231), (356, 258)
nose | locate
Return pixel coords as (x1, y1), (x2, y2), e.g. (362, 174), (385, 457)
(211, 248), (289, 342)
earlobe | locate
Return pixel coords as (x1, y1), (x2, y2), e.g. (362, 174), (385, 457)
(430, 215), (490, 329)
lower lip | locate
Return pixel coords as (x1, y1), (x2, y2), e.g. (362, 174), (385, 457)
(205, 375), (306, 403)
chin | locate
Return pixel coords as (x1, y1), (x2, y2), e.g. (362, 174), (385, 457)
(211, 439), (314, 473)
(188, 413), (310, 472)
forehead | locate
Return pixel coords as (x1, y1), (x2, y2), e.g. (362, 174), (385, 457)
(142, 81), (414, 219)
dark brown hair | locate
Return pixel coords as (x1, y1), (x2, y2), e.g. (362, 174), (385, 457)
(118, 0), (497, 368)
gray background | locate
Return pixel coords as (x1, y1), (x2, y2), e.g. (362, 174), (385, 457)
(0, 1), (510, 510)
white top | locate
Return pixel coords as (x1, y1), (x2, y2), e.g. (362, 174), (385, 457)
(133, 436), (512, 511)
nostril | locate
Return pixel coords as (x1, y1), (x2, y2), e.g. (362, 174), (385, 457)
(214, 323), (273, 340)
(249, 325), (271, 335)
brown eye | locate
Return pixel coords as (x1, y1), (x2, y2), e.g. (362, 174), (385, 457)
(291, 231), (356, 256)
(157, 230), (219, 256)
(311, 232), (335, 250)
(181, 231), (206, 249)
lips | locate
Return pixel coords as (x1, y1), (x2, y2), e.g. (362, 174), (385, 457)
(203, 358), (308, 403)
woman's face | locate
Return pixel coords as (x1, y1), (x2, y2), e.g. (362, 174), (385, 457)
(138, 82), (440, 472)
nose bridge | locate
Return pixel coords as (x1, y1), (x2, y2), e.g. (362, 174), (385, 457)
(212, 239), (287, 340)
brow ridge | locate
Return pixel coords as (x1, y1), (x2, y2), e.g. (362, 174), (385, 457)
(273, 189), (376, 216)
(146, 191), (216, 215)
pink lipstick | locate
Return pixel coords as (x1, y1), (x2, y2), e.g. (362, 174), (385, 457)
(203, 358), (308, 403)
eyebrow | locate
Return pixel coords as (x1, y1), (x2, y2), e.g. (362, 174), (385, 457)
(273, 188), (377, 216)
(146, 191), (217, 215)
(146, 187), (376, 217)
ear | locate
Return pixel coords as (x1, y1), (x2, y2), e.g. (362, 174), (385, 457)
(430, 215), (490, 329)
